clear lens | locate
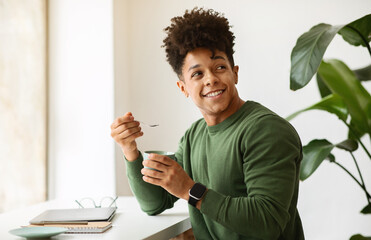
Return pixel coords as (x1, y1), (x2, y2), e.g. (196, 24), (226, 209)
(100, 197), (117, 208)
(75, 196), (117, 208)
(78, 198), (96, 208)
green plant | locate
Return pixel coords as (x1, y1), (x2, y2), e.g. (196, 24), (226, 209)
(287, 14), (371, 238)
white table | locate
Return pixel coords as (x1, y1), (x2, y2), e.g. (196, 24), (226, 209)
(0, 197), (191, 240)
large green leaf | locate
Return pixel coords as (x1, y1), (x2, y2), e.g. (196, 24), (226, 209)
(317, 65), (371, 99)
(338, 14), (371, 47)
(300, 139), (335, 180)
(316, 73), (332, 98)
(286, 94), (348, 122)
(348, 118), (368, 140)
(300, 138), (360, 180)
(318, 59), (371, 139)
(290, 24), (344, 90)
(290, 14), (371, 91)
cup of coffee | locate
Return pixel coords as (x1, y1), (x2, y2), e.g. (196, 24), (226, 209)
(142, 150), (175, 171)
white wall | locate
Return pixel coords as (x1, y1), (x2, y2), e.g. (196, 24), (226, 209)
(48, 0), (115, 199)
(114, 0), (371, 239)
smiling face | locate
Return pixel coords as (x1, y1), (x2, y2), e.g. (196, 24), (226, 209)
(177, 48), (244, 125)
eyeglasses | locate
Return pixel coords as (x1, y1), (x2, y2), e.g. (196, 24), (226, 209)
(75, 196), (118, 208)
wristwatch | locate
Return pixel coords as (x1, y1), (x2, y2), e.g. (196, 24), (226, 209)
(188, 183), (207, 207)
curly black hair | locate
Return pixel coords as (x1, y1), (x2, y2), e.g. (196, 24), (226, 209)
(162, 7), (235, 77)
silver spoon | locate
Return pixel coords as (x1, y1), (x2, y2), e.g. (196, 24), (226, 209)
(139, 121), (159, 128)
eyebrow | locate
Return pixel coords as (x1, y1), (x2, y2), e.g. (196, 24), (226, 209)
(188, 64), (201, 72)
(211, 55), (226, 61)
(187, 55), (226, 72)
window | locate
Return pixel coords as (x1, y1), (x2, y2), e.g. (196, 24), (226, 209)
(0, 0), (47, 212)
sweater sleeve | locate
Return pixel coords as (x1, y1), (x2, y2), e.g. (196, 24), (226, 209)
(125, 151), (178, 215)
(200, 115), (302, 239)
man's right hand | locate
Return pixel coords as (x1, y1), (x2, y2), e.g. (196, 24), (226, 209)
(110, 112), (143, 161)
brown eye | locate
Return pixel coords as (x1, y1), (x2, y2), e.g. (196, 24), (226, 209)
(217, 65), (226, 70)
(192, 71), (202, 78)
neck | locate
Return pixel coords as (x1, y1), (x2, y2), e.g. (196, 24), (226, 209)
(203, 98), (245, 126)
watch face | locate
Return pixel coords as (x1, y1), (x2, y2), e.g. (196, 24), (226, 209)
(190, 183), (206, 198)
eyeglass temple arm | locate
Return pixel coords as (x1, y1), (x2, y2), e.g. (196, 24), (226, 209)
(75, 200), (85, 208)
(109, 196), (119, 207)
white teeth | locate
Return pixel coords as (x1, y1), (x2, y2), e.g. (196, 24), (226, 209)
(205, 90), (223, 97)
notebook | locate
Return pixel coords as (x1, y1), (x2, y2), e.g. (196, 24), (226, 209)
(26, 222), (112, 233)
(29, 207), (116, 224)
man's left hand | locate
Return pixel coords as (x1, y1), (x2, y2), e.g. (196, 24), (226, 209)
(141, 153), (194, 200)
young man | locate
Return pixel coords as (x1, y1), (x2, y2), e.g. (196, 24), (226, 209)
(111, 8), (304, 240)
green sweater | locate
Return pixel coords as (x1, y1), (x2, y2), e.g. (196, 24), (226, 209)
(126, 101), (304, 240)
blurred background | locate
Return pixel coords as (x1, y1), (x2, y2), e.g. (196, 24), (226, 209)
(0, 0), (370, 239)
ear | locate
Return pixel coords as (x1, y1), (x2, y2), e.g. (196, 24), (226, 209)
(233, 65), (239, 84)
(177, 80), (189, 97)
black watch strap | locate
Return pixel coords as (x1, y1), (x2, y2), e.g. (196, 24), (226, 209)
(188, 183), (207, 207)
(188, 195), (199, 207)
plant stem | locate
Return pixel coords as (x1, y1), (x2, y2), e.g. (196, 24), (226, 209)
(350, 152), (371, 205)
(358, 139), (371, 160)
(333, 161), (371, 200)
(344, 25), (371, 57)
(343, 121), (371, 160)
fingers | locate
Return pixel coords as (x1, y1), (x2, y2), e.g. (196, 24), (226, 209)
(141, 167), (164, 178)
(110, 112), (134, 129)
(120, 129), (143, 143)
(111, 122), (142, 142)
(141, 167), (173, 188)
(146, 154), (173, 166)
(141, 157), (177, 180)
(141, 161), (193, 200)
(112, 121), (140, 136)
(111, 112), (141, 138)
(142, 175), (162, 186)
(142, 159), (167, 172)
(141, 164), (165, 187)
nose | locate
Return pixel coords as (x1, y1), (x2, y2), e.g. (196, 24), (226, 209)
(204, 70), (219, 86)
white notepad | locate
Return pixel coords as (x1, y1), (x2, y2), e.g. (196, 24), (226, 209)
(29, 207), (116, 224)
(26, 222), (112, 233)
